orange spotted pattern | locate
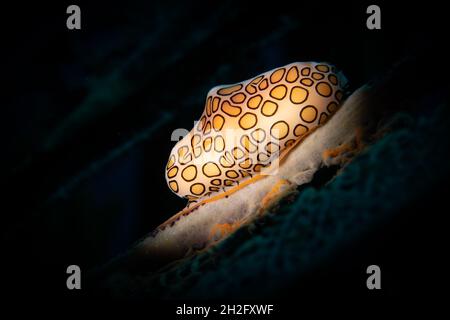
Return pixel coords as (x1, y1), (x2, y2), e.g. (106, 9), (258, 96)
(166, 62), (347, 205)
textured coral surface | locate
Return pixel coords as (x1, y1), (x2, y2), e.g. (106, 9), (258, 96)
(99, 100), (450, 299)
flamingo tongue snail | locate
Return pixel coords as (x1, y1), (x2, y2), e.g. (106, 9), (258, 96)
(165, 62), (347, 206)
(135, 62), (353, 263)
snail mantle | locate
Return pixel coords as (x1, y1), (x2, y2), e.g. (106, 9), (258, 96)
(135, 84), (372, 265)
